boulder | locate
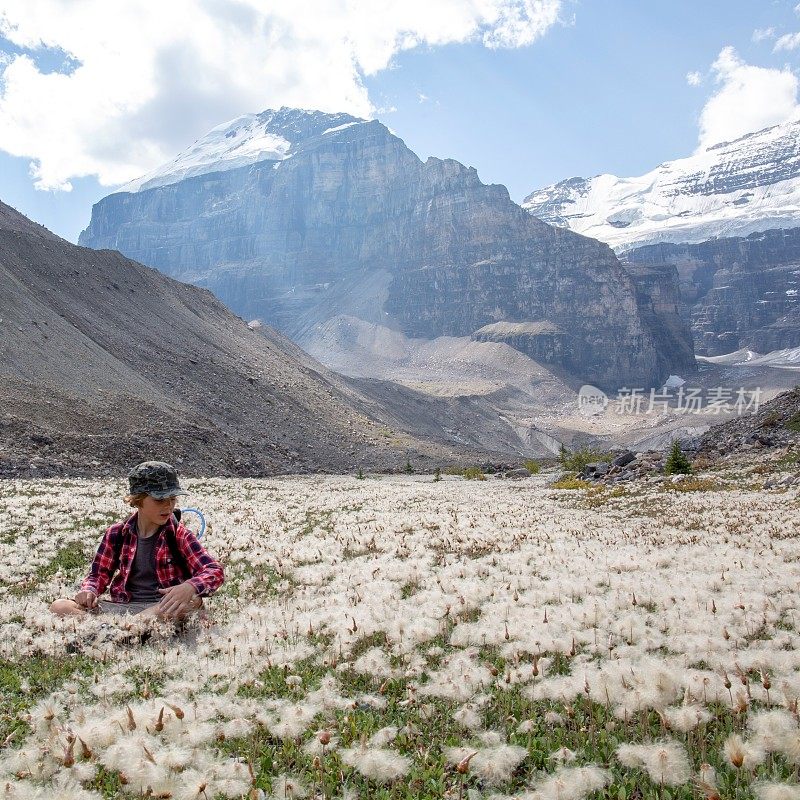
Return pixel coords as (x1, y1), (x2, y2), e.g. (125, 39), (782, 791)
(612, 450), (636, 468)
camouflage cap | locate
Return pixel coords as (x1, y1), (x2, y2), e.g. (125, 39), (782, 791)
(127, 461), (187, 499)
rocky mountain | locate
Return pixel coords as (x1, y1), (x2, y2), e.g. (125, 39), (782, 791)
(79, 107), (694, 390)
(623, 227), (800, 356)
(0, 200), (515, 477)
(523, 119), (800, 251)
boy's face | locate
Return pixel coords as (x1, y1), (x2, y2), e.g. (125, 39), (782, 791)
(139, 494), (178, 527)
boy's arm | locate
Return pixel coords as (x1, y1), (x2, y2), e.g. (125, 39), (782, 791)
(175, 526), (225, 596)
(79, 525), (121, 598)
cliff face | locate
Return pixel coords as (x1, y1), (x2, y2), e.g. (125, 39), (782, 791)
(624, 228), (800, 356)
(621, 261), (697, 378)
(80, 108), (694, 390)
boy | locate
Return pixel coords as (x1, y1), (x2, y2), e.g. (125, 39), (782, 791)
(51, 461), (224, 619)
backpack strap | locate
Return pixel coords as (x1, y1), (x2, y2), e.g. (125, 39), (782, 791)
(163, 513), (187, 575)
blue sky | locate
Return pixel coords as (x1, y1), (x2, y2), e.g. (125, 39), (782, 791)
(2, 0), (800, 243)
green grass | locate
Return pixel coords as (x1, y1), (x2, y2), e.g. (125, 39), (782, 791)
(8, 540), (88, 595)
(559, 447), (614, 473)
(786, 410), (800, 433)
(299, 509), (335, 538)
(551, 475), (592, 490)
(216, 562), (286, 600)
(0, 654), (95, 745)
(775, 450), (800, 469)
(156, 652), (800, 800)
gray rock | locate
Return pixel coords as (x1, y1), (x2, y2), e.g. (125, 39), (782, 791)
(612, 450), (636, 468)
(505, 468), (532, 479)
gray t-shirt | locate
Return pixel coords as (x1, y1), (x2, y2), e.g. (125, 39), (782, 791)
(127, 534), (161, 602)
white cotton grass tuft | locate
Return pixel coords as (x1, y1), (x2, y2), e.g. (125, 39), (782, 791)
(65, 761), (98, 783)
(303, 731), (340, 756)
(28, 698), (64, 736)
(749, 709), (798, 752)
(615, 740), (691, 786)
(454, 704), (484, 730)
(219, 717), (254, 739)
(352, 647), (398, 679)
(42, 773), (106, 800)
(478, 731), (505, 747)
(444, 737), (528, 786)
(616, 743), (645, 769)
(753, 782), (800, 800)
(340, 745), (411, 782)
(99, 732), (163, 774)
(663, 704), (711, 733)
(694, 762), (719, 799)
(267, 703), (319, 739)
(723, 733), (767, 770)
(181, 722), (218, 747)
(368, 726), (399, 747)
(157, 744), (195, 770)
(780, 731), (800, 765)
(548, 747), (577, 763)
(532, 764), (611, 800)
(169, 768), (214, 800)
(269, 774), (309, 799)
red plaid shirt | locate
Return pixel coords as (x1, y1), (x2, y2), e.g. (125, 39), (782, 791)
(80, 512), (224, 603)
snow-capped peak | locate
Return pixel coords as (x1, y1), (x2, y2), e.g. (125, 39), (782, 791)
(523, 119), (800, 250)
(119, 108), (368, 193)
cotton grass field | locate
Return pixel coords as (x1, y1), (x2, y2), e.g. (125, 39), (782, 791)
(0, 466), (799, 800)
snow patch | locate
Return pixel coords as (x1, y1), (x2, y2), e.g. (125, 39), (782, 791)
(697, 346), (800, 368)
(322, 121), (361, 135)
(120, 113), (292, 193)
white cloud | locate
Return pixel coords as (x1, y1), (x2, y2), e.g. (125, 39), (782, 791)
(774, 31), (800, 51)
(685, 71), (702, 87)
(0, 0), (562, 191)
(697, 46), (800, 150)
(418, 93), (430, 103)
(752, 27), (775, 43)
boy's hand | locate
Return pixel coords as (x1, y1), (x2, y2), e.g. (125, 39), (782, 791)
(157, 582), (198, 619)
(74, 590), (98, 609)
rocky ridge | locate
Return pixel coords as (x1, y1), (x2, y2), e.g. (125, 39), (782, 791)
(696, 384), (800, 458)
(0, 201), (513, 478)
(569, 385), (800, 486)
